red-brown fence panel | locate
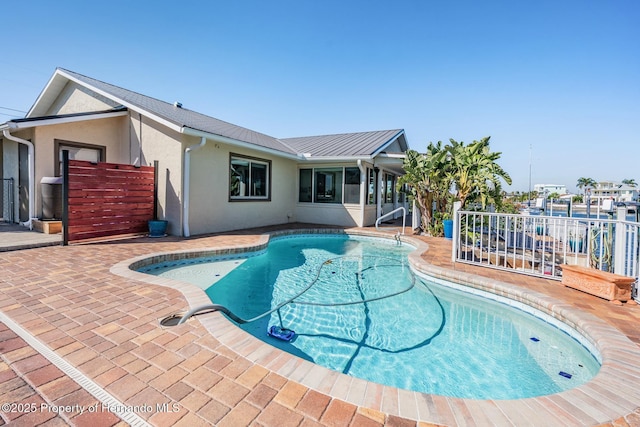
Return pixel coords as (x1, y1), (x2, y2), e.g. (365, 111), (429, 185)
(65, 160), (155, 242)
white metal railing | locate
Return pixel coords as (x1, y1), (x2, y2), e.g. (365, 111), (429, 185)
(452, 206), (640, 302)
(375, 207), (406, 234)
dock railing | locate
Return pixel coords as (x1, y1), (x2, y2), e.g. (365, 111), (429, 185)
(452, 205), (639, 302)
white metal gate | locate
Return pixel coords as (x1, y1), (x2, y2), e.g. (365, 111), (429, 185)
(1, 178), (14, 222)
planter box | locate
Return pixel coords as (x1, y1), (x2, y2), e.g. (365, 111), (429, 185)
(561, 264), (635, 304)
(32, 219), (62, 234)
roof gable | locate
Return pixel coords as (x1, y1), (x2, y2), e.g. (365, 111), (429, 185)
(29, 68), (296, 155)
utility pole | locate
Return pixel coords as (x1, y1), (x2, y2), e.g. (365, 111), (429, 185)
(528, 144), (532, 208)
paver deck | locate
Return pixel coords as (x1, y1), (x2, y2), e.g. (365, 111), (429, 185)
(1, 223), (639, 426)
(0, 222), (61, 252)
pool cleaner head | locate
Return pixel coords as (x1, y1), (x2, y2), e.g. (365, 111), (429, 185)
(268, 325), (296, 342)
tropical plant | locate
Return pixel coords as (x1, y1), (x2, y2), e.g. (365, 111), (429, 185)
(398, 136), (511, 235)
(622, 178), (637, 187)
(446, 137), (512, 210)
(498, 198), (520, 214)
(396, 147), (443, 233)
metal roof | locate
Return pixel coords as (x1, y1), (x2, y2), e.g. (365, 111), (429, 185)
(282, 129), (406, 158)
(22, 68), (408, 160)
(52, 69), (296, 155)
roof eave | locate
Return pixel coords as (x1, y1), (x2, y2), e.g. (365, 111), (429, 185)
(6, 110), (129, 130)
(182, 127), (303, 160)
(373, 155), (406, 175)
(376, 153), (406, 159)
(299, 155), (372, 163)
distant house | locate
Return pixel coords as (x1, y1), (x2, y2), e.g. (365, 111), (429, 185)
(592, 181), (639, 203)
(0, 68), (409, 236)
(533, 184), (568, 196)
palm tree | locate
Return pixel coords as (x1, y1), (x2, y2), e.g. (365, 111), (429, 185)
(576, 177), (597, 197)
(622, 178), (637, 187)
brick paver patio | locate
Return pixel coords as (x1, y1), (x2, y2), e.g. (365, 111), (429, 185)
(1, 224), (639, 426)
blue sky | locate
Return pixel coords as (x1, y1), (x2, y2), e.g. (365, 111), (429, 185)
(1, 1), (638, 193)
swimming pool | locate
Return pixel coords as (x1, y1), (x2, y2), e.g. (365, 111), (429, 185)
(141, 234), (600, 399)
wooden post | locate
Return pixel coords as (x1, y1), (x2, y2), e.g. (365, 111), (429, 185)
(153, 160), (159, 221)
(62, 150), (69, 246)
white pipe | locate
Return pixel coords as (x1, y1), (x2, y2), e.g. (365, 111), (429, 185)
(2, 128), (35, 229)
(376, 166), (382, 219)
(183, 136), (207, 237)
(357, 160), (366, 227)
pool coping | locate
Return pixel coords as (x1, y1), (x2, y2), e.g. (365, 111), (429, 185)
(111, 228), (640, 426)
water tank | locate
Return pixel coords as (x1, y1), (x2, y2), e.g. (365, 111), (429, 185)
(41, 176), (63, 220)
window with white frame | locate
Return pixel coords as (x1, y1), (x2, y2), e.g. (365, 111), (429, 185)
(229, 154), (270, 201)
(299, 169), (312, 202)
(384, 173), (395, 203)
(344, 167), (360, 204)
(315, 168), (343, 203)
(367, 168), (377, 205)
(298, 166), (361, 204)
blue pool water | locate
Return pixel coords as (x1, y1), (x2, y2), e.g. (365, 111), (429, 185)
(144, 234), (600, 399)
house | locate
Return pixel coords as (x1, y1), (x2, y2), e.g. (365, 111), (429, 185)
(591, 181), (639, 203)
(533, 184), (568, 196)
(0, 68), (409, 236)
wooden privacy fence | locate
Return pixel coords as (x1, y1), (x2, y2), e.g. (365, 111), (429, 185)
(64, 159), (155, 243)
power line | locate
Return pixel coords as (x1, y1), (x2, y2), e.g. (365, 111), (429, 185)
(0, 113), (24, 120)
(0, 106), (27, 113)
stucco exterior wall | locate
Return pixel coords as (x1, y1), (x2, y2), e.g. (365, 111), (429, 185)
(34, 117), (129, 174)
(132, 115), (184, 235)
(46, 82), (118, 115)
(363, 205), (378, 226)
(186, 139), (297, 235)
(295, 204), (362, 227)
